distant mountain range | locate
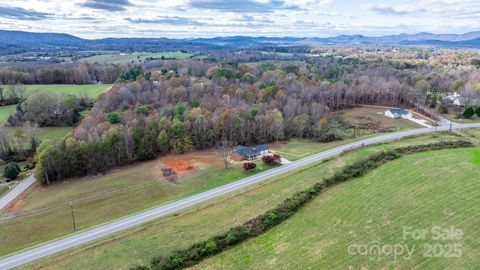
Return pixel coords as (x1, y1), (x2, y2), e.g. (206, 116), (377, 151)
(1, 29), (480, 55)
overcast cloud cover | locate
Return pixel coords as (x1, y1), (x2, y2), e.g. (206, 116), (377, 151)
(0, 0), (478, 38)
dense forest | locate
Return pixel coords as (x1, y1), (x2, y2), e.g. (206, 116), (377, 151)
(25, 49), (480, 184)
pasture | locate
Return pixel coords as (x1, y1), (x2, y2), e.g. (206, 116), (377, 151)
(80, 52), (192, 65)
(23, 84), (112, 98)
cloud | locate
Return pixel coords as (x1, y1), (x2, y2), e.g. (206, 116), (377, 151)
(0, 6), (51, 20)
(79, 0), (133, 12)
(186, 0), (299, 13)
(126, 16), (206, 26)
(363, 4), (426, 15)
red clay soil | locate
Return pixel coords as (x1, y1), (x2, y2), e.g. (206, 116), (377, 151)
(162, 159), (194, 173)
(5, 198), (27, 212)
(159, 150), (221, 176)
(4, 183), (37, 212)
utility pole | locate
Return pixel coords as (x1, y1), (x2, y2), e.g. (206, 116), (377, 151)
(449, 122), (453, 132)
(353, 121), (358, 138)
(69, 201), (76, 231)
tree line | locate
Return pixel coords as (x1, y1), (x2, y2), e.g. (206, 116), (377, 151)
(0, 62), (125, 84)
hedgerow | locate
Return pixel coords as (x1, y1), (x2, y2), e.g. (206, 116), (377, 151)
(132, 140), (473, 270)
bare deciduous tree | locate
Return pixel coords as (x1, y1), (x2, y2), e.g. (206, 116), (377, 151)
(214, 139), (236, 169)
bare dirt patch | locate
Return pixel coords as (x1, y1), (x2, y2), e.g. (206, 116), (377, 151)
(4, 184), (37, 212)
(158, 150), (221, 181)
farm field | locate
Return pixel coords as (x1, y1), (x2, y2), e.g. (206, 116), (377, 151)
(21, 132), (466, 270)
(196, 147), (480, 269)
(80, 52), (192, 64)
(24, 84), (113, 98)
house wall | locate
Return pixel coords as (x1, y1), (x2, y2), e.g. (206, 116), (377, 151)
(231, 151), (245, 161)
(401, 112), (413, 119)
(384, 111), (395, 118)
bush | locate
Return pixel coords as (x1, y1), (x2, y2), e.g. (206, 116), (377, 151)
(476, 107), (480, 117)
(106, 112), (121, 124)
(462, 107), (475, 118)
(261, 154), (281, 165)
(243, 162), (256, 171)
(438, 104), (448, 114)
(4, 162), (21, 180)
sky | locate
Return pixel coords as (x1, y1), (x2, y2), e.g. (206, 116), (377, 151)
(0, 0), (479, 39)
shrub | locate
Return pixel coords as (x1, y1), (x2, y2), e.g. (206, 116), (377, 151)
(261, 154), (281, 165)
(438, 104), (448, 114)
(476, 107), (480, 117)
(106, 112), (121, 124)
(4, 162), (21, 180)
(462, 107), (475, 118)
(243, 162), (256, 171)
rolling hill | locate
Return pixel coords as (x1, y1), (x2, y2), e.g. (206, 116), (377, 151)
(2, 29), (480, 55)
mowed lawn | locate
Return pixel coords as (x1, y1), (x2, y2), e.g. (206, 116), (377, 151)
(24, 84), (113, 98)
(21, 132), (466, 270)
(195, 148), (480, 269)
(80, 52), (192, 64)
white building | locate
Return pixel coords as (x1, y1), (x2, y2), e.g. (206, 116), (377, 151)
(444, 92), (467, 107)
(384, 108), (413, 119)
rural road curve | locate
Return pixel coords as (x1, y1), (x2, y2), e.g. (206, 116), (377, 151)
(1, 122), (480, 269)
(0, 175), (35, 211)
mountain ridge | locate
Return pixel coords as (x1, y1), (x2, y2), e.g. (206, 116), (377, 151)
(1, 29), (480, 55)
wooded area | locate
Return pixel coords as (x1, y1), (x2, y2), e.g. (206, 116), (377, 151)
(32, 49), (480, 184)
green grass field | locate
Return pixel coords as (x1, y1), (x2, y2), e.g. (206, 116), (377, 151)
(24, 84), (112, 98)
(195, 148), (480, 269)
(0, 104), (16, 125)
(0, 84), (111, 124)
(20, 132), (466, 270)
(80, 52), (192, 64)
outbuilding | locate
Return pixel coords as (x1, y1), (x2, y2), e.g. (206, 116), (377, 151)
(384, 108), (412, 119)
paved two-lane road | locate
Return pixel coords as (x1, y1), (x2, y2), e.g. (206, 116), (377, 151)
(1, 122), (479, 269)
(0, 175), (35, 211)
